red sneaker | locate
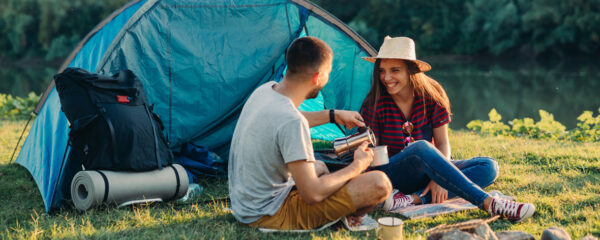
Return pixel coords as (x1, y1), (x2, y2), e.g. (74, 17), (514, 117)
(382, 189), (414, 212)
(488, 197), (535, 222)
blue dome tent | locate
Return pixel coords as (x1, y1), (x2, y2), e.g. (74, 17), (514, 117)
(14, 0), (376, 213)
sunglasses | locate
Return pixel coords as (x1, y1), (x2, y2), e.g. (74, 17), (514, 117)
(402, 121), (415, 146)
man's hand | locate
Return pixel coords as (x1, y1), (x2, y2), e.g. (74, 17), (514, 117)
(421, 180), (448, 203)
(351, 141), (373, 172)
(287, 142), (373, 204)
(334, 110), (365, 129)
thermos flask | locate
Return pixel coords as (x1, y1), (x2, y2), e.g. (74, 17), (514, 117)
(333, 127), (377, 158)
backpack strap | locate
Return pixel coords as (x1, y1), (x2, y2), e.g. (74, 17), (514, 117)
(81, 84), (119, 167)
(144, 105), (162, 169)
(70, 114), (99, 135)
(97, 105), (119, 167)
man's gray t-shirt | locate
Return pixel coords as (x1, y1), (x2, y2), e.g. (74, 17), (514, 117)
(228, 81), (315, 224)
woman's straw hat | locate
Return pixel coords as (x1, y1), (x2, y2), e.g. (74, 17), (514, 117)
(363, 36), (431, 72)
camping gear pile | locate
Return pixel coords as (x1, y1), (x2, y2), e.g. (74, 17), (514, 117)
(177, 142), (227, 181)
(53, 67), (187, 210)
(12, 0), (376, 213)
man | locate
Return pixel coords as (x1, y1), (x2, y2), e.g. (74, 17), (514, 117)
(228, 36), (393, 230)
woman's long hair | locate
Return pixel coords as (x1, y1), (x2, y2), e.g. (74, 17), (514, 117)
(362, 59), (451, 115)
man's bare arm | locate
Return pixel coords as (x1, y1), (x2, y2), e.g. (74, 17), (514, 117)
(314, 160), (330, 177)
(300, 110), (365, 129)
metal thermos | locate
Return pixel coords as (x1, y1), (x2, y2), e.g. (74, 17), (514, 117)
(333, 127), (377, 157)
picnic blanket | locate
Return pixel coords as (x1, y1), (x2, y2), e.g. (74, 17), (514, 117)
(391, 190), (513, 219)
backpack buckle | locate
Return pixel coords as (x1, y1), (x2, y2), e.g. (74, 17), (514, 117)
(116, 95), (131, 103)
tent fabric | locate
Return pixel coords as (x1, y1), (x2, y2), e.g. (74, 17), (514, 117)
(15, 0), (375, 213)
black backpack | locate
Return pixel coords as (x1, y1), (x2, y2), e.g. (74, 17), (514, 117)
(54, 67), (172, 171)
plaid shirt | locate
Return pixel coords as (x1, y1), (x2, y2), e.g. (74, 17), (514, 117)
(360, 93), (450, 156)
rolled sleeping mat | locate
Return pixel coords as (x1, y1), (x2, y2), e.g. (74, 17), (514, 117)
(71, 164), (188, 211)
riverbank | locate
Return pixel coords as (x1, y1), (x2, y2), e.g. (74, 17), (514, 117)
(1, 120), (599, 239)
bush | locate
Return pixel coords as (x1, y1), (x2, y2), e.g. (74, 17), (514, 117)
(466, 109), (510, 136)
(569, 109), (600, 142)
(467, 108), (600, 142)
(0, 92), (40, 119)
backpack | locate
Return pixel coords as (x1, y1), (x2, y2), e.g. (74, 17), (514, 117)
(54, 67), (172, 171)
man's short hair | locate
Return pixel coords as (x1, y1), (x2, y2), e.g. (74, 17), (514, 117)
(285, 36), (333, 78)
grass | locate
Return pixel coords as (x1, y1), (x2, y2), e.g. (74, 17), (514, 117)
(1, 119), (599, 239)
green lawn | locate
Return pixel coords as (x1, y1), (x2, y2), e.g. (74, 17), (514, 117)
(1, 119), (599, 239)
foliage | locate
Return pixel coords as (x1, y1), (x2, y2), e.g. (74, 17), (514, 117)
(1, 0), (598, 59)
(569, 109), (600, 142)
(460, 0), (600, 58)
(0, 92), (39, 119)
(466, 109), (510, 136)
(313, 0), (600, 58)
(312, 139), (333, 150)
(467, 108), (600, 142)
(509, 110), (566, 139)
(0, 0), (129, 60)
(318, 0), (466, 56)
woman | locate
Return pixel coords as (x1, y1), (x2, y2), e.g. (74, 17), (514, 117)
(360, 36), (535, 222)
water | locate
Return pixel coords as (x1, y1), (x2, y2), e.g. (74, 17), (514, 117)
(425, 58), (600, 129)
(1, 59), (599, 129)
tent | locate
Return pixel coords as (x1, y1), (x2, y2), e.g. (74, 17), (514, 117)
(14, 0), (376, 213)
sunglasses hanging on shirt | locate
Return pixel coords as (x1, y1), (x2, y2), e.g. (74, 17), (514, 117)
(402, 121), (415, 147)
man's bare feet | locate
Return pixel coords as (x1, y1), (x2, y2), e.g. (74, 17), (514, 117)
(346, 214), (364, 227)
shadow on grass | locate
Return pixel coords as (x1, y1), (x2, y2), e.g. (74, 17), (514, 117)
(0, 163), (45, 229)
(43, 217), (370, 240)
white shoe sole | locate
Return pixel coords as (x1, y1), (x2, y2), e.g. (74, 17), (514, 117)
(514, 204), (535, 223)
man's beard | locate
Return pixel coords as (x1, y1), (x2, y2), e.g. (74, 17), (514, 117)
(306, 85), (324, 99)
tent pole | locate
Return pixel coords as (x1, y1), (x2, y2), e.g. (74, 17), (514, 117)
(9, 113), (34, 164)
(48, 141), (70, 213)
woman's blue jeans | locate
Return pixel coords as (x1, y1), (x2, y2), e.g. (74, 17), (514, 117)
(372, 140), (499, 208)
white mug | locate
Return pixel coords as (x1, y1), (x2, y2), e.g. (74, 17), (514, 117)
(371, 145), (389, 167)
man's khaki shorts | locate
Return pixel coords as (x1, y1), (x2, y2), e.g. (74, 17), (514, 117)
(248, 185), (356, 230)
